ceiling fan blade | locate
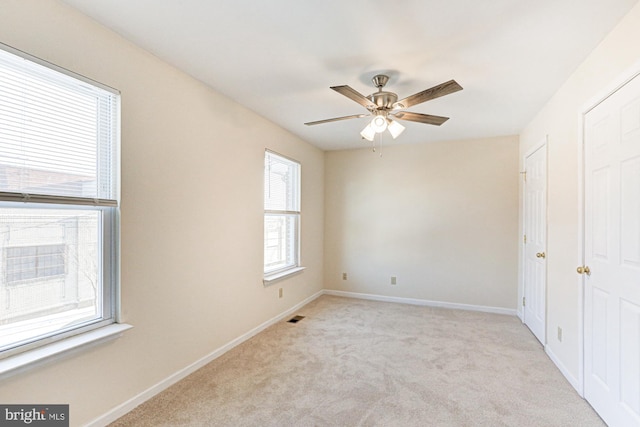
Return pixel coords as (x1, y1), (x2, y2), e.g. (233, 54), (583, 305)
(330, 85), (377, 109)
(394, 80), (462, 109)
(393, 111), (450, 126)
(304, 113), (369, 126)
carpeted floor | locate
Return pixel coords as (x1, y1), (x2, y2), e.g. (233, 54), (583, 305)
(110, 295), (605, 426)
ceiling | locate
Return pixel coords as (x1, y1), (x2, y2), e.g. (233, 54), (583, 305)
(60, 0), (638, 151)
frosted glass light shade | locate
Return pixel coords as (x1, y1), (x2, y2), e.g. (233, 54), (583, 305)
(360, 123), (375, 141)
(387, 119), (405, 139)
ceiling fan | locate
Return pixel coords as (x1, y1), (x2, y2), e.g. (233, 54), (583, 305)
(305, 74), (463, 141)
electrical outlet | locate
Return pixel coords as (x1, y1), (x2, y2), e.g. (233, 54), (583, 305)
(278, 288), (283, 298)
(342, 273), (347, 280)
(391, 276), (397, 285)
(557, 327), (562, 342)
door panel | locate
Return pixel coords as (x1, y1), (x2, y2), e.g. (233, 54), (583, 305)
(592, 167), (610, 259)
(590, 287), (609, 386)
(619, 299), (640, 414)
(621, 157), (640, 266)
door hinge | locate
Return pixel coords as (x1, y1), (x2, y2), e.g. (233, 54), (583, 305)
(523, 297), (526, 307)
(520, 171), (527, 182)
(523, 234), (527, 244)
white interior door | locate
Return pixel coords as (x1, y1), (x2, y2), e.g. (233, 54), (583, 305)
(523, 144), (547, 344)
(584, 72), (640, 427)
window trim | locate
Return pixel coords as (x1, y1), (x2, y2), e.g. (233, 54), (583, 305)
(0, 42), (127, 365)
(263, 266), (306, 286)
(263, 149), (302, 282)
(0, 323), (132, 379)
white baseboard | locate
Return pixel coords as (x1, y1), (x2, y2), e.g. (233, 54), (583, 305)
(545, 345), (582, 396)
(323, 290), (517, 316)
(86, 290), (324, 427)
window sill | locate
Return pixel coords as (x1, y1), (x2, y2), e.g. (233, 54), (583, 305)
(0, 323), (132, 379)
(263, 266), (306, 286)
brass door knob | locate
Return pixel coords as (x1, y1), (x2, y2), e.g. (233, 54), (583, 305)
(536, 252), (546, 259)
(577, 266), (591, 275)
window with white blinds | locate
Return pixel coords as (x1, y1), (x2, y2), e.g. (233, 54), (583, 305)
(0, 46), (118, 205)
(264, 150), (300, 276)
(0, 44), (120, 357)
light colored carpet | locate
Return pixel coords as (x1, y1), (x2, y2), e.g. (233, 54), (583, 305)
(110, 295), (605, 426)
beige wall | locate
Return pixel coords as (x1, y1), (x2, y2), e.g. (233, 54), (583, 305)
(0, 0), (324, 425)
(324, 136), (519, 310)
(519, 1), (640, 387)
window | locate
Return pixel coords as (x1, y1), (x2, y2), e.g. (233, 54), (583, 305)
(0, 44), (120, 358)
(264, 150), (301, 279)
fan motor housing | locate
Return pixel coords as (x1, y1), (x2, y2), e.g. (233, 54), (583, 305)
(367, 91), (398, 109)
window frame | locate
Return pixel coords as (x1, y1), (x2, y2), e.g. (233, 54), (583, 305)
(263, 150), (303, 284)
(0, 42), (124, 365)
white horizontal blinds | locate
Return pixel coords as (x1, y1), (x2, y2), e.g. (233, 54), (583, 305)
(264, 151), (300, 274)
(264, 151), (300, 213)
(0, 47), (118, 206)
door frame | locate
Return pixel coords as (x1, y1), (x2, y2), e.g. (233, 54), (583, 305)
(521, 136), (548, 342)
(578, 59), (640, 398)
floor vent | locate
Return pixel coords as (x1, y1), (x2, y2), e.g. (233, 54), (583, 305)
(288, 315), (305, 323)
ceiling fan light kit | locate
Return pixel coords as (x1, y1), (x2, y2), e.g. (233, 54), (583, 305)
(305, 74), (463, 143)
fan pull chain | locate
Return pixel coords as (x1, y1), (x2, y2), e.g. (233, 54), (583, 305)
(371, 132), (384, 156)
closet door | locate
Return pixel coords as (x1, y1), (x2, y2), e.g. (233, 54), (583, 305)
(583, 73), (640, 427)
